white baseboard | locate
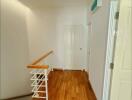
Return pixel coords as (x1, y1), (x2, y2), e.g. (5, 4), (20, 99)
(51, 66), (87, 71)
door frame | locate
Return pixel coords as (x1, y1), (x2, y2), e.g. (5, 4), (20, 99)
(102, 0), (120, 100)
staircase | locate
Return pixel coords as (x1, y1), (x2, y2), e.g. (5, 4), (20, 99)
(27, 51), (53, 100)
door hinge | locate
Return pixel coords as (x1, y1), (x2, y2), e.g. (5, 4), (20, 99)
(115, 11), (119, 20)
(110, 63), (114, 70)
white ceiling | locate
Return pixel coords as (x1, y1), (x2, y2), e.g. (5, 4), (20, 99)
(19, 0), (91, 8)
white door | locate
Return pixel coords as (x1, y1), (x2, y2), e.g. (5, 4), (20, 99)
(64, 25), (88, 69)
(110, 0), (132, 100)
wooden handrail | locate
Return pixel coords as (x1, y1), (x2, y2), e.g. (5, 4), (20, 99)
(27, 50), (53, 69)
(27, 65), (49, 69)
(31, 50), (53, 65)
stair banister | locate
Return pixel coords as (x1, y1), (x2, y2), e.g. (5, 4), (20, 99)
(27, 50), (53, 100)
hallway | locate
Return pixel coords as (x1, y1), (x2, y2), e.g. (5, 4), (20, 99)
(33, 70), (96, 100)
(1, 0), (119, 100)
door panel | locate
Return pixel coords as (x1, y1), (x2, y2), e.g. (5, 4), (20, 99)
(71, 25), (87, 68)
(64, 25), (87, 69)
(118, 82), (132, 100)
(110, 0), (132, 100)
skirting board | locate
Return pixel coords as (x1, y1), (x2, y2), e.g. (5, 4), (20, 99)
(51, 66), (87, 71)
(3, 93), (33, 100)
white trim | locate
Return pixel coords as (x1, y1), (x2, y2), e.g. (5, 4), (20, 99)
(52, 66), (86, 71)
(102, 1), (118, 100)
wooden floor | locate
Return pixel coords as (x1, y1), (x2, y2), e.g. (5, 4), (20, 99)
(33, 70), (96, 100)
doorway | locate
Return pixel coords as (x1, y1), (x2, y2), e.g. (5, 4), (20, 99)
(63, 25), (88, 70)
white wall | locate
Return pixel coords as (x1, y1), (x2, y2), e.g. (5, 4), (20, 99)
(88, 0), (110, 100)
(27, 6), (88, 68)
(0, 0), (31, 99)
(27, 8), (58, 65)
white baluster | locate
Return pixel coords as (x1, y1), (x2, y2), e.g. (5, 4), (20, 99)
(45, 69), (48, 100)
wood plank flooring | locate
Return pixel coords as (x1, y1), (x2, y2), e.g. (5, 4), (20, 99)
(33, 70), (96, 100)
